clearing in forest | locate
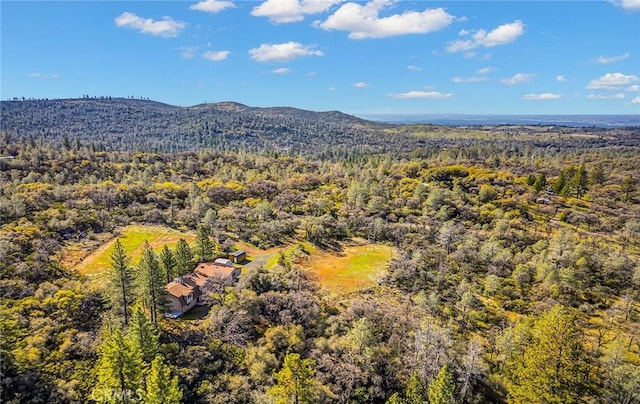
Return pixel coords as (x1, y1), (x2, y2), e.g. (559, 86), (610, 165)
(73, 225), (195, 275)
(309, 243), (396, 294)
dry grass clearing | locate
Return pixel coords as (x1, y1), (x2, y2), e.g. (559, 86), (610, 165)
(309, 243), (395, 294)
(73, 225), (195, 275)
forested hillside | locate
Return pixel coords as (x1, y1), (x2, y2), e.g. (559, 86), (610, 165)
(1, 102), (639, 403)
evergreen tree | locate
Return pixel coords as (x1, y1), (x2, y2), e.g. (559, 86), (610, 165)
(107, 239), (134, 326)
(405, 370), (427, 404)
(174, 238), (194, 275)
(621, 175), (637, 203)
(142, 355), (182, 404)
(526, 174), (536, 186)
(159, 245), (177, 284)
(136, 242), (166, 326)
(268, 353), (318, 404)
(588, 163), (605, 186)
(533, 173), (547, 193)
(195, 225), (215, 263)
(507, 305), (591, 403)
(92, 327), (144, 403)
(428, 365), (455, 404)
(570, 164), (588, 198)
(128, 307), (159, 364)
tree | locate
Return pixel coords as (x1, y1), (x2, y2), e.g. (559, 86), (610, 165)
(621, 175), (637, 203)
(428, 364), (455, 404)
(588, 163), (605, 186)
(141, 355), (182, 404)
(92, 327), (143, 403)
(268, 353), (318, 404)
(533, 173), (547, 193)
(136, 242), (166, 326)
(128, 307), (159, 364)
(107, 239), (134, 326)
(159, 245), (177, 284)
(570, 164), (588, 198)
(195, 225), (215, 263)
(174, 238), (194, 275)
(405, 370), (427, 404)
(506, 305), (591, 403)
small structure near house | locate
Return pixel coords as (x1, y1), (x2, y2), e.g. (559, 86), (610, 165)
(229, 250), (247, 264)
(166, 277), (201, 318)
(214, 257), (234, 267)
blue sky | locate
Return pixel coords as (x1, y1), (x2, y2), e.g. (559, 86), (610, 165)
(2, 0), (639, 115)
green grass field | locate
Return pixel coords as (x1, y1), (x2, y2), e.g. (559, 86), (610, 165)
(74, 225), (195, 275)
(309, 244), (395, 294)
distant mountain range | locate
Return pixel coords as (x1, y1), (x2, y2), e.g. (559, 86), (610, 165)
(1, 98), (400, 155)
(363, 114), (640, 128)
(2, 98), (638, 155)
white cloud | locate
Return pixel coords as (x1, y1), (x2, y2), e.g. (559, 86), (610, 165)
(318, 0), (454, 39)
(587, 93), (625, 100)
(203, 50), (230, 61)
(632, 96), (640, 104)
(612, 0), (640, 11)
(114, 12), (186, 37)
(307, 71), (317, 76)
(252, 0), (343, 23)
(586, 72), (638, 90)
(407, 65), (423, 71)
(272, 67), (291, 74)
(628, 85), (640, 91)
(500, 73), (534, 86)
(452, 76), (487, 83)
(556, 75), (567, 82)
(27, 72), (59, 79)
(476, 66), (494, 75)
(593, 52), (630, 64)
(446, 20), (524, 53)
(190, 0), (235, 13)
(353, 82), (371, 88)
(388, 91), (454, 99)
(522, 93), (563, 100)
(249, 42), (323, 62)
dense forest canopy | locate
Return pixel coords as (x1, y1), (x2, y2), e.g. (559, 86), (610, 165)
(1, 99), (639, 403)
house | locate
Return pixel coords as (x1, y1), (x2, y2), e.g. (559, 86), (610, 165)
(229, 250), (247, 264)
(165, 260), (241, 318)
(166, 277), (202, 318)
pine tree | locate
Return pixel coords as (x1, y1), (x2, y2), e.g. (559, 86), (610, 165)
(136, 242), (166, 326)
(588, 163), (605, 186)
(621, 175), (637, 203)
(92, 326), (144, 403)
(570, 164), (588, 198)
(195, 225), (214, 263)
(405, 370), (427, 404)
(268, 353), (318, 404)
(533, 173), (547, 193)
(107, 239), (134, 326)
(128, 307), (159, 364)
(174, 238), (194, 275)
(507, 305), (591, 403)
(142, 355), (182, 404)
(428, 365), (455, 404)
(159, 245), (177, 284)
